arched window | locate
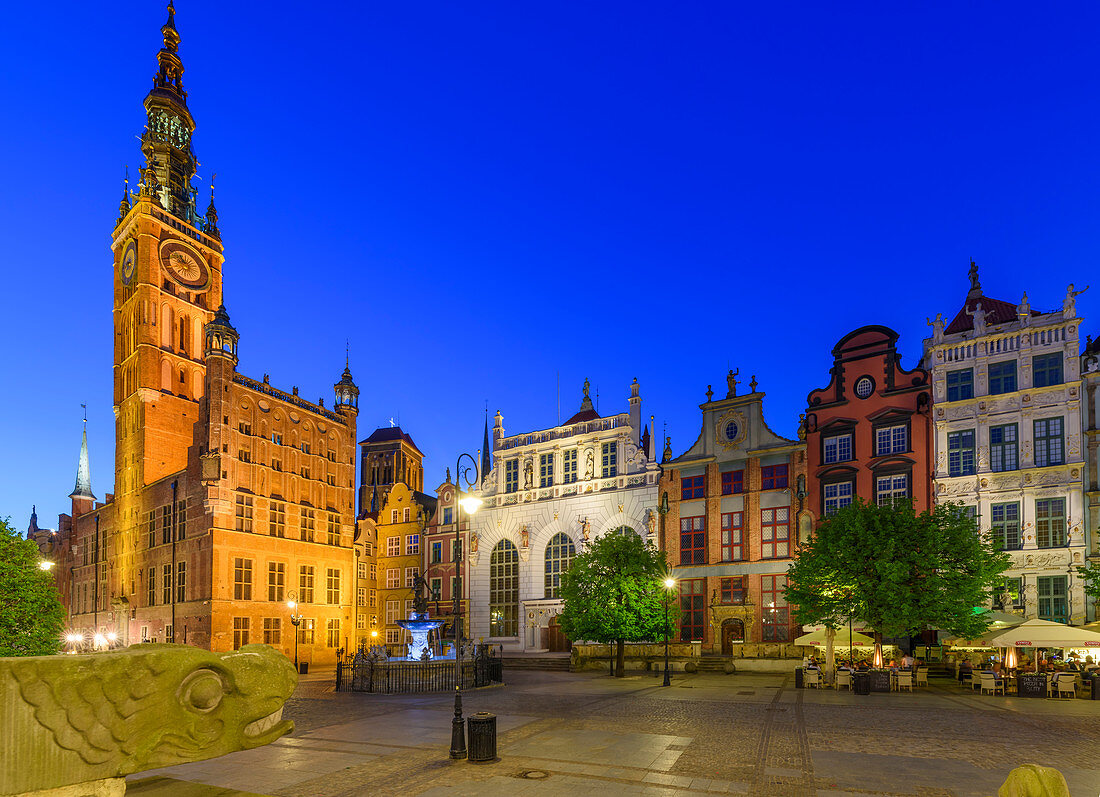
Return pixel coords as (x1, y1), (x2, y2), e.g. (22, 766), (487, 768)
(179, 316), (189, 354)
(608, 525), (639, 537)
(161, 305), (173, 348)
(160, 359), (172, 391)
(489, 540), (519, 637)
(544, 532), (576, 599)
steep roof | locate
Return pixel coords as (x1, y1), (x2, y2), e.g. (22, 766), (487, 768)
(562, 407), (601, 425)
(944, 295), (1038, 335)
(360, 426), (422, 453)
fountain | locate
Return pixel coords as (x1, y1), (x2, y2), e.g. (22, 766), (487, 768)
(394, 574), (447, 660)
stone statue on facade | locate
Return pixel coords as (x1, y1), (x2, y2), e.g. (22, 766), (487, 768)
(578, 516), (591, 543)
(926, 313), (944, 343)
(520, 524), (529, 549)
(726, 368), (739, 398)
(971, 301), (987, 336)
(523, 459), (533, 489)
(583, 449), (594, 480)
(1063, 283), (1089, 319)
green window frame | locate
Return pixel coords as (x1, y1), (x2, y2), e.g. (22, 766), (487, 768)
(990, 502), (1020, 550)
(946, 368), (973, 401)
(1035, 498), (1066, 548)
(988, 360), (1017, 395)
(1037, 576), (1068, 624)
(1033, 417), (1064, 467)
(1032, 353), (1063, 387)
(990, 424), (1018, 472)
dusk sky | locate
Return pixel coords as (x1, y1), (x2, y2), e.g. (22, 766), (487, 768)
(3, 1), (1098, 529)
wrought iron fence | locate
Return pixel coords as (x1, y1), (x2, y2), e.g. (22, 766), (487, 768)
(336, 649), (503, 693)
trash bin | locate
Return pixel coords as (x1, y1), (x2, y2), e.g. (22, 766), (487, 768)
(794, 667), (804, 689)
(853, 671), (871, 695)
(298, 662), (309, 675)
(1090, 674), (1100, 701)
(467, 712), (497, 763)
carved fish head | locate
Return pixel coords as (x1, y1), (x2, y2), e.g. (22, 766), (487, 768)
(8, 642), (298, 776)
(172, 643), (298, 754)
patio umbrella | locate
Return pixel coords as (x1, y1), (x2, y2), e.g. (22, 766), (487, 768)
(794, 628), (875, 648)
(987, 619), (1100, 650)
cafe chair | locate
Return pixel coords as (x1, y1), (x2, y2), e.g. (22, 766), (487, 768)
(804, 670), (821, 689)
(895, 671), (914, 692)
(980, 673), (1004, 696)
(914, 668), (928, 687)
(1054, 673), (1077, 699)
(835, 670), (852, 691)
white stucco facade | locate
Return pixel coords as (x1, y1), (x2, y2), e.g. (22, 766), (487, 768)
(923, 272), (1088, 625)
(466, 379), (661, 652)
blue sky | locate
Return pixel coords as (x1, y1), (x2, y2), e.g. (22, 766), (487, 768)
(2, 1), (1097, 529)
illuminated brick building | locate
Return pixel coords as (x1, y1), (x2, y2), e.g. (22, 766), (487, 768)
(659, 373), (807, 653)
(53, 5), (358, 666)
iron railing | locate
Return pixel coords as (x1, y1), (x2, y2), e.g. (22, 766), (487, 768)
(336, 648), (503, 693)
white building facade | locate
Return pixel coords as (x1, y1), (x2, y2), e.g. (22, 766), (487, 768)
(923, 266), (1088, 625)
(467, 379), (661, 652)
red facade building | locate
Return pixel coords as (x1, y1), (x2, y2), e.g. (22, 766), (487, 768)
(804, 326), (933, 521)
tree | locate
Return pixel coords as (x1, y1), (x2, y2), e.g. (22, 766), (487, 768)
(1077, 561), (1100, 608)
(785, 500), (1011, 667)
(558, 531), (678, 677)
(0, 517), (65, 656)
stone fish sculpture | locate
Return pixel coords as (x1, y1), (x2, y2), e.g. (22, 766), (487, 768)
(1, 643), (297, 796)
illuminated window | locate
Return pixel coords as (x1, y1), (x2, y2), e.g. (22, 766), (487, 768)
(721, 512), (743, 561)
(298, 566), (314, 603)
(505, 460), (519, 493)
(489, 540), (519, 637)
(875, 474), (908, 506)
(233, 558), (252, 600)
(761, 575), (789, 641)
(232, 617), (250, 649)
(544, 532), (576, 599)
(760, 508), (790, 558)
(1035, 498), (1066, 548)
(874, 424), (907, 456)
(263, 617), (281, 645)
(386, 568), (400, 588)
(387, 536), (400, 556)
(990, 425), (1018, 472)
(679, 579), (705, 641)
(406, 534), (419, 555)
(823, 434), (853, 464)
(601, 442), (617, 478)
(404, 567), (419, 588)
(990, 502), (1020, 551)
(539, 453), (554, 487)
(679, 516), (706, 565)
(297, 618), (314, 644)
(326, 619), (340, 648)
(1037, 576), (1068, 624)
(563, 449), (578, 484)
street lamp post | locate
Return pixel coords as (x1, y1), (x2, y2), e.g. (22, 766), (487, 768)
(450, 451), (482, 760)
(287, 591), (303, 672)
(663, 577), (675, 687)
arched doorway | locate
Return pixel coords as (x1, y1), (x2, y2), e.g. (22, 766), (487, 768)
(547, 615), (571, 652)
(721, 618), (745, 655)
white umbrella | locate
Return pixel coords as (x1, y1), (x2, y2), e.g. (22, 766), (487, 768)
(986, 619), (1100, 650)
(795, 628), (875, 648)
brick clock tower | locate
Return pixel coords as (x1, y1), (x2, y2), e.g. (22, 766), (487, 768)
(110, 2), (223, 600)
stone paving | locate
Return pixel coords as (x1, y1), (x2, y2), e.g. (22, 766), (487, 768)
(129, 668), (1100, 797)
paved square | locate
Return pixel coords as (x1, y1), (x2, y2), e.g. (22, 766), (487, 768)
(129, 668), (1100, 796)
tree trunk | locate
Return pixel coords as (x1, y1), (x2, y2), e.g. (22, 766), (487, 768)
(616, 639), (625, 678)
(824, 627), (836, 685)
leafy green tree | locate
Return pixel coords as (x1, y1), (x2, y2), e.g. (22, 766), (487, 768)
(558, 531), (678, 677)
(1077, 561), (1100, 606)
(785, 500), (1011, 646)
(0, 517), (65, 656)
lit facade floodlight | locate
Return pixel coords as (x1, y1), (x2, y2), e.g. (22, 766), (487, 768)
(106, 632), (118, 643)
(39, 560), (55, 571)
(93, 633), (107, 649)
(458, 495), (483, 515)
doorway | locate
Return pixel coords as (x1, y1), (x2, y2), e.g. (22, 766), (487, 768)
(721, 618), (745, 655)
(547, 616), (571, 652)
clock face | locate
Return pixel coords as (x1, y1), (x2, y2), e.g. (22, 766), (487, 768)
(159, 239), (210, 290)
(120, 239), (137, 285)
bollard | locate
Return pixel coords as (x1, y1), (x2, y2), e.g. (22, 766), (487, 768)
(467, 712), (498, 763)
(794, 667), (804, 689)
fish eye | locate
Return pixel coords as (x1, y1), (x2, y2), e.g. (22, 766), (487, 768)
(179, 669), (226, 714)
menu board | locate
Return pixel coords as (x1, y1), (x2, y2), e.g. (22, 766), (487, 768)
(1016, 674), (1046, 698)
(869, 671), (892, 692)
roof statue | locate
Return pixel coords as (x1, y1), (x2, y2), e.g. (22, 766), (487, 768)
(726, 368), (739, 398)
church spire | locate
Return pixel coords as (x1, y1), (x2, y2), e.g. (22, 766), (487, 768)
(204, 173), (220, 239)
(481, 408), (491, 480)
(116, 167), (131, 225)
(69, 414), (96, 503)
